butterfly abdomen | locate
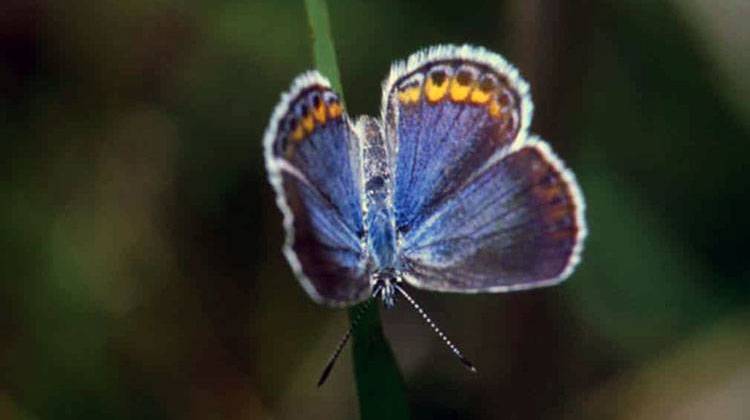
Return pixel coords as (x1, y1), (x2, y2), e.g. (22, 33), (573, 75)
(366, 204), (397, 270)
(359, 116), (398, 271)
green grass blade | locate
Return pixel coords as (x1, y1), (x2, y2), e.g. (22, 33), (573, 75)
(303, 0), (344, 96)
(349, 302), (410, 419)
(303, 0), (410, 418)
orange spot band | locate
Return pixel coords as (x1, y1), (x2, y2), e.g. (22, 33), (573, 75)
(449, 78), (472, 102)
(328, 101), (342, 118)
(313, 103), (327, 124)
(398, 86), (421, 104)
(425, 75), (449, 102)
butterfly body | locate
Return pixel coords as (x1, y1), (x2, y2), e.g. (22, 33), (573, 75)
(360, 116), (399, 273)
(265, 45), (586, 308)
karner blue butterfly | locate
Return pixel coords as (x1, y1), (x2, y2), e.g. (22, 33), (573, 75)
(264, 45), (587, 384)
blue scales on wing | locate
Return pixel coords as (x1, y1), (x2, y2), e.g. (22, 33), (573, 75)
(264, 72), (369, 305)
(383, 46), (586, 292)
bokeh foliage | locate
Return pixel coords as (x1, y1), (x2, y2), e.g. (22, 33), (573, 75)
(2, 0), (749, 419)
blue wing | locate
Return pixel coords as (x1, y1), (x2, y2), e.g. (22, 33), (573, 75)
(383, 46), (586, 291)
(401, 139), (585, 291)
(264, 72), (369, 306)
(383, 46), (531, 233)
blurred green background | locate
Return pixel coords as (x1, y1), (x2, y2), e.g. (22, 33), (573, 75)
(3, 0), (750, 419)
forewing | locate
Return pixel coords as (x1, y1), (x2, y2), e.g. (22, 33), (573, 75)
(399, 138), (586, 292)
(382, 45), (533, 233)
(264, 72), (369, 306)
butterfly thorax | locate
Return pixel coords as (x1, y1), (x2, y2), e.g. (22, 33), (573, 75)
(360, 116), (400, 282)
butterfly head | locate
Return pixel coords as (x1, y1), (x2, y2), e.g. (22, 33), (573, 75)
(371, 270), (402, 309)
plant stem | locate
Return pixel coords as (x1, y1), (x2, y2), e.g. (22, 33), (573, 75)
(303, 1), (410, 418)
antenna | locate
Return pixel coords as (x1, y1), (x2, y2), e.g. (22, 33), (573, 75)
(317, 295), (377, 387)
(394, 283), (477, 373)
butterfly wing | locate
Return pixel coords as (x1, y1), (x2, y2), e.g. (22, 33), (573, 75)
(264, 72), (369, 306)
(400, 138), (586, 292)
(383, 45), (586, 292)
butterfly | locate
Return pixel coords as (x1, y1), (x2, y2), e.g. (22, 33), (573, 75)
(264, 45), (586, 384)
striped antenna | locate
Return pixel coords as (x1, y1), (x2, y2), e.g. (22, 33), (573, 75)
(317, 293), (379, 387)
(394, 283), (477, 373)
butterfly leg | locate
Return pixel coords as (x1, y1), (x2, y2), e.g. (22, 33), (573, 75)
(372, 275), (398, 309)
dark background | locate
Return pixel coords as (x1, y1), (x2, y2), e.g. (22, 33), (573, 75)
(3, 0), (749, 419)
